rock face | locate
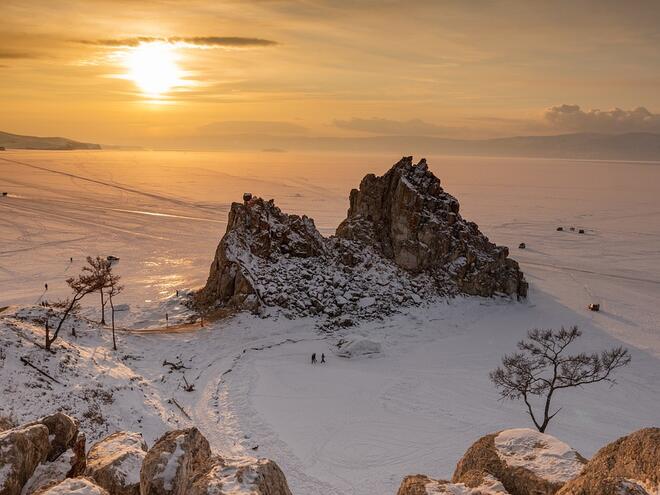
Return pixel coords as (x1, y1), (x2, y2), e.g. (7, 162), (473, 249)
(557, 427), (659, 495)
(0, 416), (15, 433)
(198, 197), (325, 310)
(140, 428), (212, 495)
(34, 477), (110, 495)
(336, 157), (527, 298)
(0, 415), (293, 495)
(397, 473), (510, 494)
(198, 157), (527, 320)
(451, 429), (585, 495)
(188, 456), (293, 495)
(140, 427), (293, 495)
(0, 423), (50, 495)
(27, 412), (82, 462)
(86, 431), (148, 495)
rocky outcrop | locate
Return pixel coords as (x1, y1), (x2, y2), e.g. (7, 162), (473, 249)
(0, 423), (50, 495)
(140, 427), (211, 495)
(198, 157), (527, 321)
(557, 427), (659, 495)
(452, 429), (585, 495)
(336, 157), (527, 298)
(34, 477), (110, 494)
(140, 427), (293, 495)
(197, 197), (325, 309)
(188, 456), (293, 495)
(85, 431), (148, 495)
(0, 416), (15, 433)
(397, 472), (510, 494)
(26, 412), (82, 462)
(0, 415), (293, 495)
(21, 447), (84, 494)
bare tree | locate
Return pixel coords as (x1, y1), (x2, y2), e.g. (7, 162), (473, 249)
(490, 326), (631, 432)
(46, 266), (99, 351)
(106, 267), (123, 351)
(86, 256), (111, 325)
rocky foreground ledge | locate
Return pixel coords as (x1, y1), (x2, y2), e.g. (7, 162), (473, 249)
(0, 413), (291, 495)
(2, 413), (657, 494)
(197, 157), (528, 323)
(398, 427), (659, 495)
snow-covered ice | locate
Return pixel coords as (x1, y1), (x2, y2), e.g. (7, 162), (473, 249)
(1, 150), (659, 495)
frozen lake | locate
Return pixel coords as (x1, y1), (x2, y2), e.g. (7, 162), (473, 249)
(1, 150), (659, 494)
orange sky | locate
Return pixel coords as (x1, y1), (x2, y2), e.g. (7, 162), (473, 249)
(2, 0), (660, 147)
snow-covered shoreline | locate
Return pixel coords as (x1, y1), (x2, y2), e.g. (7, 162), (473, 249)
(1, 150), (659, 494)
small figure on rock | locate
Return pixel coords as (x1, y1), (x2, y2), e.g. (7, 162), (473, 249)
(243, 192), (252, 204)
(321, 353), (326, 363)
(44, 282), (48, 291)
(311, 353), (317, 364)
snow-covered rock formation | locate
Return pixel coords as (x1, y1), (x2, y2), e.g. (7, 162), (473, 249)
(337, 157), (527, 298)
(557, 427), (659, 495)
(397, 428), (589, 495)
(397, 473), (510, 494)
(198, 157), (527, 322)
(1, 416), (293, 495)
(451, 428), (586, 495)
(85, 432), (148, 495)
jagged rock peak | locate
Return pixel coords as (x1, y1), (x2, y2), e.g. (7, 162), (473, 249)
(197, 157), (527, 319)
(336, 156), (528, 298)
(197, 197), (326, 308)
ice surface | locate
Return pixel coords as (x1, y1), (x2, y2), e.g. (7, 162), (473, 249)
(1, 150), (659, 495)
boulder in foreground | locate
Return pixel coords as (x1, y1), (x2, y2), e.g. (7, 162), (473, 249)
(34, 477), (110, 494)
(557, 427), (659, 495)
(451, 428), (585, 495)
(397, 473), (510, 494)
(86, 431), (148, 495)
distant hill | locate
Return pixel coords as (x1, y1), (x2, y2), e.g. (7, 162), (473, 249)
(0, 131), (101, 150)
(175, 131), (660, 161)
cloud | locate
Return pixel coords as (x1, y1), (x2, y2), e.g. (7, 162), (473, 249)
(0, 50), (38, 59)
(333, 117), (461, 136)
(544, 104), (660, 133)
(77, 36), (277, 48)
(198, 121), (307, 136)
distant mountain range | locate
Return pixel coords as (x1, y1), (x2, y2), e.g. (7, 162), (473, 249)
(3, 129), (660, 160)
(210, 131), (660, 161)
(0, 131), (101, 150)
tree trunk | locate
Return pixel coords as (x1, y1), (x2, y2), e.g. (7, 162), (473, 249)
(110, 295), (117, 351)
(45, 320), (51, 351)
(100, 290), (106, 325)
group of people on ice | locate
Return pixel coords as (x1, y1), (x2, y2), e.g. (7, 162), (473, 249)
(311, 352), (326, 364)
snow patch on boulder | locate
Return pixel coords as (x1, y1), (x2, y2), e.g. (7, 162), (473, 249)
(494, 428), (584, 484)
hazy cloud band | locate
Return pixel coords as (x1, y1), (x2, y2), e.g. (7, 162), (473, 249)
(77, 36), (278, 48)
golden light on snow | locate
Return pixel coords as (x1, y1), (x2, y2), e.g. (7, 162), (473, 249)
(124, 42), (182, 97)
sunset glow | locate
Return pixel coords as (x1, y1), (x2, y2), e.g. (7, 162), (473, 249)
(124, 42), (182, 97)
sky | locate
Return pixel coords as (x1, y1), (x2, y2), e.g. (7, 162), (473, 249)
(2, 0), (660, 147)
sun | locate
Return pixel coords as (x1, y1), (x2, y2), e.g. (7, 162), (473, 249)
(124, 42), (182, 97)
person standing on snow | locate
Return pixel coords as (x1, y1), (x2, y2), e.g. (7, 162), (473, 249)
(321, 353), (326, 363)
(311, 353), (317, 364)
